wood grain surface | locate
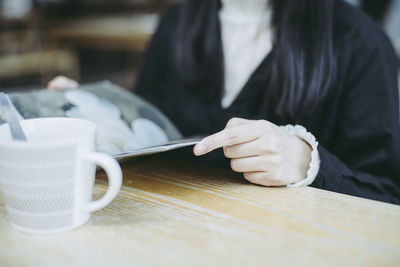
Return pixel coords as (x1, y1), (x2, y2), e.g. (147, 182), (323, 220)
(49, 15), (157, 52)
(1, 154), (400, 267)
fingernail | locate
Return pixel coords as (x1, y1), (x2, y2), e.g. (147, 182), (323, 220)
(194, 144), (207, 155)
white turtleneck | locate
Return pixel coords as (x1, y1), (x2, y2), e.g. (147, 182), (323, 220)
(219, 0), (273, 108)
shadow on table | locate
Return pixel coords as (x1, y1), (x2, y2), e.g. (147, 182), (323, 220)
(90, 151), (248, 227)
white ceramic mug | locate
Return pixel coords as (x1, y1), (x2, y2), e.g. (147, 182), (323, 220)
(0, 117), (122, 234)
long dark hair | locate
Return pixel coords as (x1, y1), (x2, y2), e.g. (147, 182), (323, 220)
(174, 0), (337, 120)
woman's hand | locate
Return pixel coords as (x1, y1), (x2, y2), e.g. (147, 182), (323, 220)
(47, 76), (78, 91)
(193, 118), (312, 186)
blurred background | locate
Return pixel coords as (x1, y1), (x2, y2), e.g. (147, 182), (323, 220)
(0, 0), (399, 93)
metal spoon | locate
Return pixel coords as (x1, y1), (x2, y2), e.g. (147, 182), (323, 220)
(0, 92), (27, 141)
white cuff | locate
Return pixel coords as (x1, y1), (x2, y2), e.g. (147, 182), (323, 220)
(279, 124), (320, 187)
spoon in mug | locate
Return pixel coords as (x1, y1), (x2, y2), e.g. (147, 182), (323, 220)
(0, 92), (27, 141)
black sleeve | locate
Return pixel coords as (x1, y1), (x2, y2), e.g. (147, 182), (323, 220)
(311, 29), (400, 204)
(133, 5), (179, 112)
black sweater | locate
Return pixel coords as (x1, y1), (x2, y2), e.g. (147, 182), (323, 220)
(135, 1), (400, 204)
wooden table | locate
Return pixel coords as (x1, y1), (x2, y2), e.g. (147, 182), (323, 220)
(1, 154), (400, 266)
(48, 14), (158, 52)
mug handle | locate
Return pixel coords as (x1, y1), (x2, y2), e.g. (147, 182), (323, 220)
(83, 152), (122, 212)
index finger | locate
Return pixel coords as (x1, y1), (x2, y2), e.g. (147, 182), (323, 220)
(193, 124), (261, 156)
